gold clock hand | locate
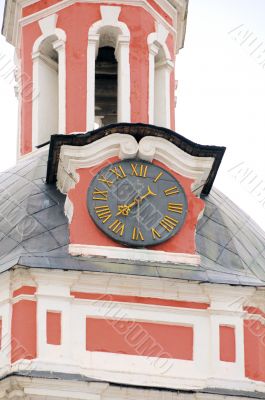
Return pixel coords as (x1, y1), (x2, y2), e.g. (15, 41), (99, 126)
(139, 185), (157, 201)
(116, 186), (157, 216)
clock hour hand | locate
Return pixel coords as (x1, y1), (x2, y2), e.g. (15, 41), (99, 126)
(116, 186), (156, 216)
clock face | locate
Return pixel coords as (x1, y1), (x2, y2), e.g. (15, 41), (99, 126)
(87, 159), (188, 247)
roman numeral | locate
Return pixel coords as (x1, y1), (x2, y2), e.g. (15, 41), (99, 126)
(132, 227), (144, 241)
(151, 228), (161, 239)
(159, 215), (179, 232)
(92, 187), (108, 201)
(98, 175), (113, 188)
(164, 186), (179, 196)
(109, 219), (125, 236)
(110, 165), (127, 180)
(95, 205), (112, 223)
(153, 171), (163, 183)
(168, 203), (183, 214)
(131, 163), (148, 177)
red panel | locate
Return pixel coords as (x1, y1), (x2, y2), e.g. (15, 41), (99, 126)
(13, 286), (36, 298)
(58, 4), (101, 133)
(72, 292), (209, 309)
(219, 325), (236, 362)
(244, 306), (265, 319)
(86, 318), (193, 360)
(23, 0), (61, 16)
(244, 319), (265, 382)
(120, 6), (154, 124)
(46, 312), (61, 345)
(11, 300), (37, 363)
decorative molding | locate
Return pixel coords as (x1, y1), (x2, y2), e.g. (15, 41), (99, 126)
(38, 14), (58, 35)
(32, 19), (66, 54)
(57, 133), (214, 195)
(4, 0), (183, 49)
(57, 133), (138, 193)
(0, 269), (262, 394)
(139, 136), (215, 193)
(2, 373), (265, 399)
(69, 244), (201, 265)
(64, 196), (74, 223)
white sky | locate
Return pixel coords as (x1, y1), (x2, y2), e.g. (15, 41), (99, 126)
(0, 0), (265, 230)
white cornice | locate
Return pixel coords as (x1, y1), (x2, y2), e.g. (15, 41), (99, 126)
(2, 0), (188, 52)
(57, 133), (215, 196)
(69, 244), (201, 265)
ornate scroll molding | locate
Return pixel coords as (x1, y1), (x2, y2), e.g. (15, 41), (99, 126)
(57, 133), (138, 194)
(57, 133), (214, 196)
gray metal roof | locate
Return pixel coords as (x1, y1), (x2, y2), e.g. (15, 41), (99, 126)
(0, 150), (265, 286)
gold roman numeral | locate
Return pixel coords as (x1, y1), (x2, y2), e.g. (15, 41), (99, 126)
(159, 215), (178, 232)
(95, 205), (112, 223)
(132, 227), (144, 241)
(110, 165), (127, 180)
(168, 203), (183, 214)
(151, 228), (161, 239)
(98, 175), (113, 188)
(109, 219), (125, 236)
(164, 186), (179, 196)
(153, 171), (163, 183)
(131, 163), (148, 177)
(92, 187), (108, 201)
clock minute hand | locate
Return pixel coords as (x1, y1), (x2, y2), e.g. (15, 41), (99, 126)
(139, 185), (157, 202)
(127, 185), (156, 207)
(116, 186), (157, 216)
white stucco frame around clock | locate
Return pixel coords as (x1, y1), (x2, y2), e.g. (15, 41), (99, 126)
(56, 133), (215, 265)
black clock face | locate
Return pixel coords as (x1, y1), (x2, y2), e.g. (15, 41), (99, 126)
(87, 159), (188, 247)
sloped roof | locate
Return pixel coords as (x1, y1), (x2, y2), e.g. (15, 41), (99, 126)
(0, 150), (264, 286)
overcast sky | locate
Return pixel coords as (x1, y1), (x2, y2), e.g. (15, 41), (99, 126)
(0, 0), (265, 230)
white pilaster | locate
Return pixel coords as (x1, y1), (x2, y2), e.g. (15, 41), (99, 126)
(148, 43), (159, 124)
(53, 39), (66, 134)
(86, 34), (99, 131)
(115, 35), (131, 123)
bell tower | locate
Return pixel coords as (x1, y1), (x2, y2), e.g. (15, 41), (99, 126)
(2, 0), (188, 155)
(3, 2), (265, 400)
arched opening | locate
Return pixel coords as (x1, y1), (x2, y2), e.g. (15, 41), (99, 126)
(87, 7), (130, 130)
(95, 46), (118, 127)
(32, 35), (60, 147)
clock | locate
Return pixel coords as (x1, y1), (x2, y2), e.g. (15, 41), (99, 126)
(87, 159), (188, 247)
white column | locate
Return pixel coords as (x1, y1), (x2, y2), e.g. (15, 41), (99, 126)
(86, 34), (99, 131)
(154, 59), (173, 129)
(148, 43), (159, 125)
(115, 35), (131, 123)
(53, 39), (66, 134)
(31, 51), (41, 149)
